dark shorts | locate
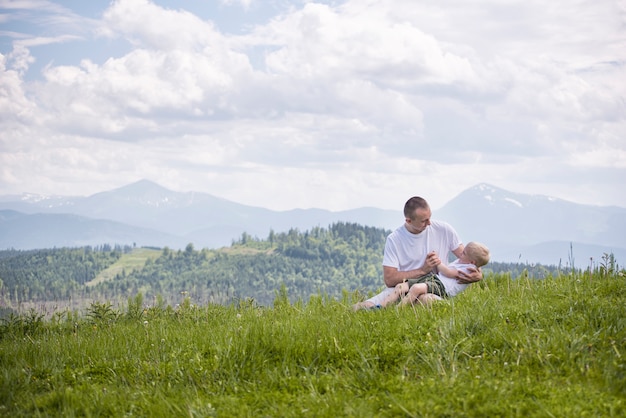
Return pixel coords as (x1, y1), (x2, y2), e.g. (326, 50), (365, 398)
(406, 272), (449, 298)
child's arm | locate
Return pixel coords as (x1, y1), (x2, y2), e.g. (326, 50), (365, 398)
(438, 261), (481, 283)
(435, 262), (459, 279)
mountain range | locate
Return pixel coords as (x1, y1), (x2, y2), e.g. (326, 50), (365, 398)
(1, 180), (625, 266)
(436, 184), (626, 266)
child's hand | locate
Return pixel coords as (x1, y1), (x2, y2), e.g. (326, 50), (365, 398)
(426, 251), (441, 268)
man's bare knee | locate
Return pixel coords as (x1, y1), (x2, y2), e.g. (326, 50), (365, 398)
(352, 301), (378, 311)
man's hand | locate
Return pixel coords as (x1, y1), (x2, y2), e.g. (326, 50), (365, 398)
(424, 251), (440, 270)
(456, 267), (482, 284)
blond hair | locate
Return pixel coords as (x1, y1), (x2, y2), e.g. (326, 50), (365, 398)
(465, 242), (490, 267)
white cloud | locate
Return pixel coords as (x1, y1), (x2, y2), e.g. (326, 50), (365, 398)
(101, 0), (222, 51)
(15, 34), (82, 47)
(0, 0), (624, 211)
(4, 43), (34, 74)
(259, 2), (477, 86)
(0, 48), (35, 123)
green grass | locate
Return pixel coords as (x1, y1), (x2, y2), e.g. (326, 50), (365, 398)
(1, 271), (624, 417)
(86, 248), (162, 287)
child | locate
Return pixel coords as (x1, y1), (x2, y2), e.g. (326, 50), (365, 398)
(378, 241), (490, 308)
(402, 241), (490, 305)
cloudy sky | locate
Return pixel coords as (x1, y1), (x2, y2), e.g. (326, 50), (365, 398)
(1, 0), (624, 212)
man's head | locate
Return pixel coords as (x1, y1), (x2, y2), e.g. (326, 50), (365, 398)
(462, 242), (490, 267)
(404, 196), (431, 234)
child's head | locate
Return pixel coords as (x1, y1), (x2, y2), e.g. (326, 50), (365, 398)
(463, 242), (490, 267)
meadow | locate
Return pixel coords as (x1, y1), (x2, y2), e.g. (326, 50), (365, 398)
(1, 268), (624, 417)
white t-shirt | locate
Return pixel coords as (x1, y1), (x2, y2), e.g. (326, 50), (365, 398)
(437, 259), (475, 297)
(366, 220), (462, 305)
(382, 220), (462, 271)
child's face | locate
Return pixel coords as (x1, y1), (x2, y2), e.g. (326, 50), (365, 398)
(459, 248), (476, 265)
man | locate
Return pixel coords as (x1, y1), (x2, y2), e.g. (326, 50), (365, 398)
(353, 196), (482, 310)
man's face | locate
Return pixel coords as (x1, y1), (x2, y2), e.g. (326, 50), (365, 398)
(406, 207), (431, 234)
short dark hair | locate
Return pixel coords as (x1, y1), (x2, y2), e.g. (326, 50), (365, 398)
(404, 196), (429, 219)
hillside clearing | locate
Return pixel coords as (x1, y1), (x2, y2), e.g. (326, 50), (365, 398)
(85, 247), (161, 287)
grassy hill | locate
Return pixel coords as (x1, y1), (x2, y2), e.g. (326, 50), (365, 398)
(1, 269), (624, 417)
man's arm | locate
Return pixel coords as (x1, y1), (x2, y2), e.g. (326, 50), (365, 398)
(383, 252), (440, 287)
(384, 266), (428, 287)
(456, 267), (482, 284)
(452, 245), (464, 259)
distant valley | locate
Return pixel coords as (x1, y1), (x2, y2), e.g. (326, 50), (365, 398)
(1, 180), (625, 266)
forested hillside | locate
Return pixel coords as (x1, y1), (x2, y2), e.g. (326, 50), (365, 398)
(0, 245), (127, 302)
(0, 222), (569, 312)
(95, 223), (389, 306)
